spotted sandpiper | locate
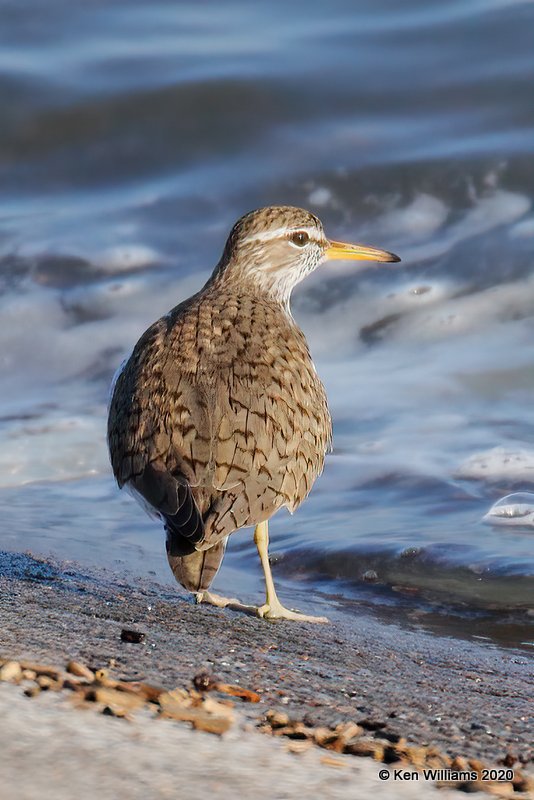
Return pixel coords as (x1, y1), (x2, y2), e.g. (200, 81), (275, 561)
(108, 206), (400, 623)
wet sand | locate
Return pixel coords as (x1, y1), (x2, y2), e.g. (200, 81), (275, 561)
(1, 550), (532, 798)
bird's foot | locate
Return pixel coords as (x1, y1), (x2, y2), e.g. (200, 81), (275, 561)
(195, 590), (243, 608)
(256, 599), (329, 624)
(195, 590), (328, 623)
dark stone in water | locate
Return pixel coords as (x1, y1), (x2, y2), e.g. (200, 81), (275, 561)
(400, 547), (422, 559)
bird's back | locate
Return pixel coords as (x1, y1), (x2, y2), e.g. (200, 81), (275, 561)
(108, 285), (332, 553)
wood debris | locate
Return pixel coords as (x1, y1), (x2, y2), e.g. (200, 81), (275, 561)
(0, 654), (531, 798)
(84, 686), (146, 713)
(159, 688), (234, 734)
(192, 670), (260, 702)
(18, 662), (63, 680)
(66, 661), (95, 681)
(319, 755), (347, 769)
(0, 656), (260, 737)
(260, 710), (534, 799)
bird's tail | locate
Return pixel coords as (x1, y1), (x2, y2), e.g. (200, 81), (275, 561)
(131, 461), (205, 553)
(166, 535), (227, 593)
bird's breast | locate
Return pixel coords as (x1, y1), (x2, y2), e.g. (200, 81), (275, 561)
(197, 297), (332, 500)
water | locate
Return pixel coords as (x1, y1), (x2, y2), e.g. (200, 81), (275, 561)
(1, 0), (533, 648)
(484, 492), (534, 526)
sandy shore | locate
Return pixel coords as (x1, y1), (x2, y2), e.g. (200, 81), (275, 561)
(1, 550), (532, 799)
(1, 680), (466, 800)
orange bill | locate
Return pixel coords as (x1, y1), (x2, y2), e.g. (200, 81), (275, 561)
(326, 239), (400, 263)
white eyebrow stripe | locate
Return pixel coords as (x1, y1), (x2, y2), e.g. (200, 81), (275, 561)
(246, 225), (321, 243)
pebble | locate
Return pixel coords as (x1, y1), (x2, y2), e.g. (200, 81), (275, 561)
(0, 661), (22, 682)
(120, 629), (145, 644)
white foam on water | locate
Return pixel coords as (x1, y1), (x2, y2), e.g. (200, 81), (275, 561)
(510, 215), (534, 239)
(1, 270), (208, 396)
(302, 186), (533, 356)
(315, 188), (530, 281)
(316, 310), (534, 484)
(374, 194), (449, 241)
(385, 190), (531, 264)
(0, 268), (209, 487)
(385, 273), (534, 341)
(307, 187), (333, 207)
(0, 186), (532, 492)
(97, 244), (163, 273)
(302, 277), (459, 356)
(303, 267), (534, 360)
(457, 448), (534, 484)
(0, 410), (105, 486)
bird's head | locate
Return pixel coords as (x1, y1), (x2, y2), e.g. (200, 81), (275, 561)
(213, 205), (400, 303)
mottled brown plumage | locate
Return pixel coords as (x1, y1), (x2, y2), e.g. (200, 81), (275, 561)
(108, 206), (399, 622)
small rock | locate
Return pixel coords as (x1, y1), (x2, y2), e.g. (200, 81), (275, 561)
(501, 753), (516, 767)
(359, 718), (387, 731)
(286, 739), (313, 755)
(36, 675), (57, 691)
(265, 710), (290, 728)
(345, 739), (384, 760)
(102, 705), (128, 718)
(20, 662), (62, 679)
(451, 756), (469, 771)
(193, 671), (216, 692)
(313, 727), (339, 747)
(334, 721), (364, 747)
(379, 730), (402, 744)
(120, 629), (145, 644)
(400, 547), (422, 559)
(0, 661), (22, 682)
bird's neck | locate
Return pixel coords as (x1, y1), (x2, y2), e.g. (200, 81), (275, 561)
(206, 260), (296, 313)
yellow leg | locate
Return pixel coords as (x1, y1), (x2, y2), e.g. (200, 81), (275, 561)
(254, 520), (328, 623)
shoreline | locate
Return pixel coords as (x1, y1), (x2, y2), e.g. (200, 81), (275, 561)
(0, 682), (463, 800)
(1, 550), (532, 797)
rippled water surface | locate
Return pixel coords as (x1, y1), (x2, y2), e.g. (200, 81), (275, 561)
(1, 0), (533, 647)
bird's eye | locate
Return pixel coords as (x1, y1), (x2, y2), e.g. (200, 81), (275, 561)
(290, 231), (310, 247)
